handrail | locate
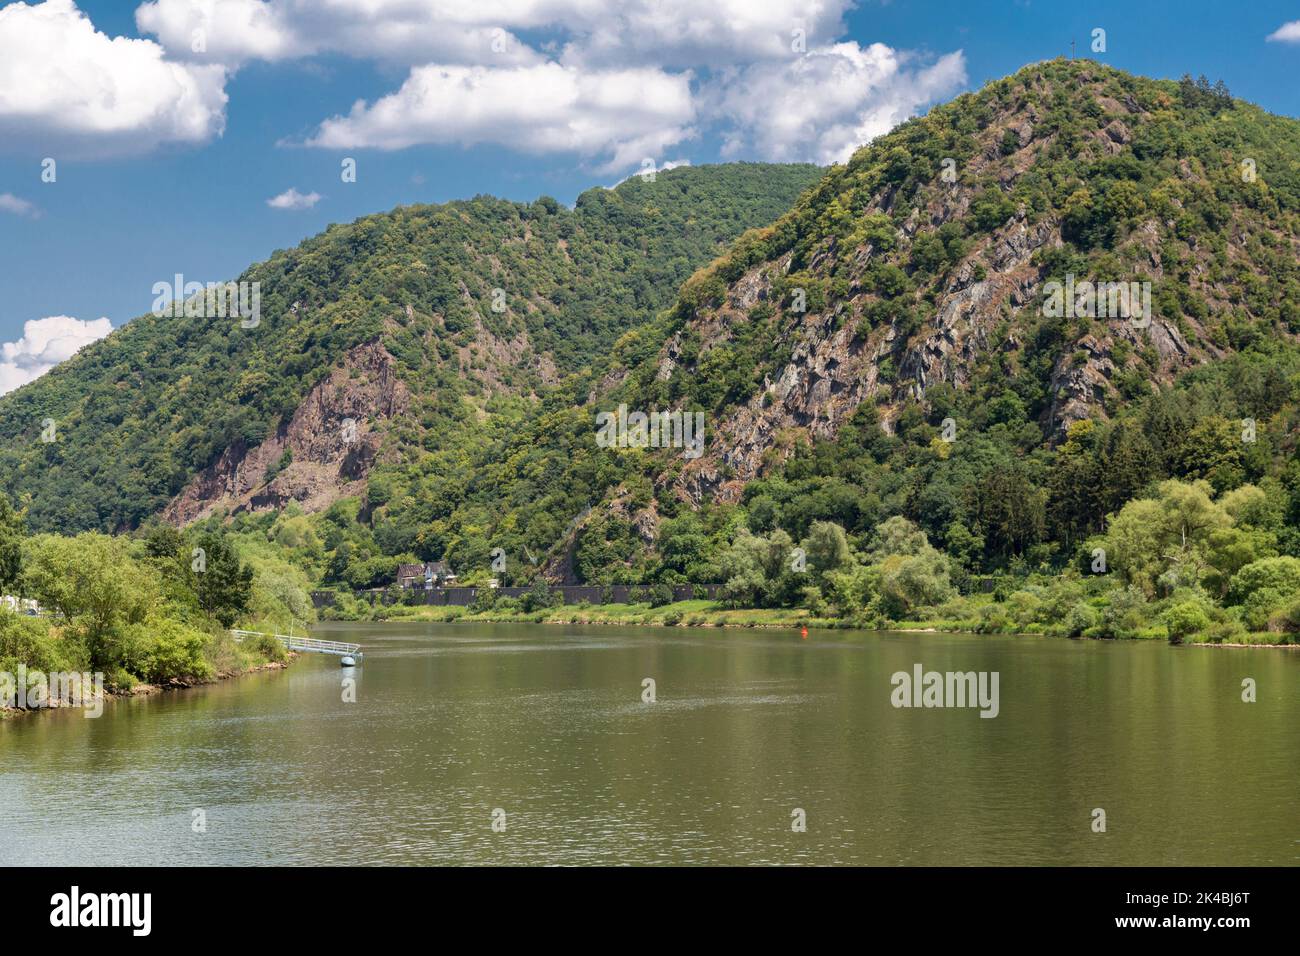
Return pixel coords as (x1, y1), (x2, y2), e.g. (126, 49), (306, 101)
(230, 629), (361, 657)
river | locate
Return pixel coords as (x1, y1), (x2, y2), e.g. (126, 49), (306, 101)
(1, 623), (1295, 865)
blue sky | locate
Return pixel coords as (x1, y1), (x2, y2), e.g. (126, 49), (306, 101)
(2, 0), (1300, 392)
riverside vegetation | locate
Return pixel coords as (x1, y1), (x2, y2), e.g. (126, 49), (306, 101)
(2, 62), (1300, 652)
(0, 491), (314, 712)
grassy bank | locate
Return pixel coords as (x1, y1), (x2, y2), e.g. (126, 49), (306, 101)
(347, 596), (1296, 645)
(372, 598), (833, 629)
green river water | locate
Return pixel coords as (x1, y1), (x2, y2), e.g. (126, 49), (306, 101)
(1, 622), (1295, 865)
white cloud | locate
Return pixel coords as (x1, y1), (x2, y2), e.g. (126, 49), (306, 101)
(0, 193), (41, 218)
(558, 0), (852, 67)
(136, 0), (850, 68)
(0, 315), (113, 395)
(266, 187), (321, 209)
(135, 0), (541, 66)
(131, 0), (963, 175)
(0, 0), (227, 157)
(709, 44), (967, 165)
(304, 62), (696, 173)
(1266, 21), (1300, 43)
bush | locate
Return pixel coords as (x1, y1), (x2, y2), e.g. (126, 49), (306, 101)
(520, 580), (558, 612)
(469, 587), (498, 613)
(1241, 587), (1287, 631)
(102, 665), (136, 693)
(1162, 601), (1212, 644)
(1228, 557), (1300, 604)
(0, 611), (79, 674)
(1197, 619), (1247, 644)
(649, 583), (674, 607)
(1266, 597), (1300, 634)
(242, 631), (289, 664)
(1097, 587), (1153, 639)
(1064, 602), (1100, 637)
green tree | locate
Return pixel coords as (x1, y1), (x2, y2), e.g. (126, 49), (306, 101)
(799, 520), (852, 584)
(0, 493), (24, 594)
(190, 532), (254, 628)
(22, 533), (157, 667)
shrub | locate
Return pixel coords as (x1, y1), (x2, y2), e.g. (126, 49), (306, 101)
(1197, 619), (1247, 644)
(469, 587), (498, 613)
(1064, 602), (1100, 637)
(1162, 601), (1212, 644)
(521, 580), (558, 612)
(1266, 597), (1300, 634)
(1241, 587), (1287, 631)
(242, 631), (289, 664)
(0, 611), (79, 674)
(1228, 557), (1300, 604)
(649, 583), (674, 607)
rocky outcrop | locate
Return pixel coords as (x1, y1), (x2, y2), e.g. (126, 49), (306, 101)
(162, 342), (409, 524)
(651, 62), (1282, 508)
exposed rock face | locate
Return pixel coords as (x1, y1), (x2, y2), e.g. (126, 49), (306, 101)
(642, 61), (1296, 508)
(672, 211), (1064, 504)
(163, 342), (409, 524)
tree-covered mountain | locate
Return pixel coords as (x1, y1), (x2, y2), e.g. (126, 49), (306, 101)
(5, 59), (1300, 642)
(0, 162), (821, 533)
(295, 58), (1300, 625)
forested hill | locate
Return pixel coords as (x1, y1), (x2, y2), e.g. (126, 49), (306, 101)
(606, 59), (1300, 503)
(552, 58), (1300, 588)
(308, 58), (1300, 597)
(0, 162), (821, 533)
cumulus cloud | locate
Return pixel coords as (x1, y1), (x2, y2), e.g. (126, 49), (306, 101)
(135, 0), (540, 66)
(1266, 21), (1300, 42)
(0, 0), (227, 157)
(0, 315), (113, 395)
(556, 0), (853, 67)
(266, 187), (321, 210)
(305, 62), (696, 173)
(136, 0), (850, 68)
(710, 44), (967, 165)
(131, 0), (963, 175)
(0, 193), (41, 218)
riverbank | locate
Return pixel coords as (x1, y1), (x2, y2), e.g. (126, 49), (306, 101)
(359, 598), (1297, 646)
(0, 631), (296, 720)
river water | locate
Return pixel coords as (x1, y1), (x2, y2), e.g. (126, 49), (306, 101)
(1, 623), (1295, 865)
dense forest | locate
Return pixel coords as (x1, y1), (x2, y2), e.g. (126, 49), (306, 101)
(3, 60), (1300, 645)
(276, 61), (1299, 642)
(0, 163), (820, 533)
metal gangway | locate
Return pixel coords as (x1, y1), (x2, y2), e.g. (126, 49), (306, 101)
(230, 628), (362, 660)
